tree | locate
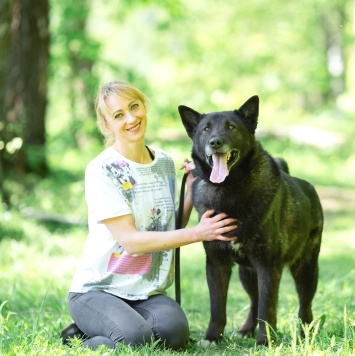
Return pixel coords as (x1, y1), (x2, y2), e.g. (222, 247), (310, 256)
(0, 0), (49, 205)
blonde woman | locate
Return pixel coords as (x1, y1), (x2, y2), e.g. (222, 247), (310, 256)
(61, 81), (237, 350)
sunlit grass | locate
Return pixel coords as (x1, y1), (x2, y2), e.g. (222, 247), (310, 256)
(0, 204), (354, 355)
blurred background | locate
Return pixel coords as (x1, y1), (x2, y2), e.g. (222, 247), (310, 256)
(1, 0), (354, 204)
(0, 1), (354, 353)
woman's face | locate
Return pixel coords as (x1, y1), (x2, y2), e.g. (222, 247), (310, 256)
(104, 94), (148, 146)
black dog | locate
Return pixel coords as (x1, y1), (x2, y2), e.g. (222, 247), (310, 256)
(178, 96), (323, 346)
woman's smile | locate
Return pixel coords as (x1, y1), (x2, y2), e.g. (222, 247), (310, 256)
(127, 122), (141, 132)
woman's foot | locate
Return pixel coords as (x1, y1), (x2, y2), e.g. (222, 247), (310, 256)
(60, 322), (86, 345)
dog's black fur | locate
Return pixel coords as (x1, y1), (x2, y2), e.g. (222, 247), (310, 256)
(178, 96), (323, 346)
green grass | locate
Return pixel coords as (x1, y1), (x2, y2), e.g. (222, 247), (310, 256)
(1, 183), (354, 355)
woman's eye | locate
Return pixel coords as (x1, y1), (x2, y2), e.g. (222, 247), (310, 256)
(115, 113), (123, 119)
(131, 103), (139, 110)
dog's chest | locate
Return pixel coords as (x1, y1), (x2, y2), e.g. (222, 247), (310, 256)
(195, 178), (266, 260)
(193, 179), (250, 220)
(230, 242), (251, 265)
(194, 179), (229, 208)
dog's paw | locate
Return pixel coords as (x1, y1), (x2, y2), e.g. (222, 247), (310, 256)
(197, 339), (217, 348)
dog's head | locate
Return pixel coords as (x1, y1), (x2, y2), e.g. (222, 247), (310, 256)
(178, 95), (259, 184)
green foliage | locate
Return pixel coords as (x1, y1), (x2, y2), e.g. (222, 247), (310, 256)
(42, 0), (355, 192)
(45, 0), (355, 162)
(0, 212), (25, 242)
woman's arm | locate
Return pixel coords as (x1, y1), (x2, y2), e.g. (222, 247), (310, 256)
(103, 210), (237, 255)
(179, 159), (195, 228)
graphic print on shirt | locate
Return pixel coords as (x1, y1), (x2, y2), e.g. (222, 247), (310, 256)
(141, 206), (171, 282)
(104, 160), (136, 203)
(83, 274), (114, 289)
(106, 206), (164, 278)
(151, 153), (176, 204)
(105, 250), (168, 284)
(107, 251), (152, 275)
(96, 151), (175, 287)
(147, 207), (162, 231)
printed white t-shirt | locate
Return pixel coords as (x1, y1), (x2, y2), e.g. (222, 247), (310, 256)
(69, 146), (177, 300)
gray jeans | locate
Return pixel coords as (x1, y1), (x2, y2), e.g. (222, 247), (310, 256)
(68, 291), (189, 350)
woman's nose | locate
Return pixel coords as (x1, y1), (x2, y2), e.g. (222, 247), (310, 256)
(126, 111), (135, 122)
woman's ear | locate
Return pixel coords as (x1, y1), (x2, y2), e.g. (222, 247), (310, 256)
(102, 119), (112, 133)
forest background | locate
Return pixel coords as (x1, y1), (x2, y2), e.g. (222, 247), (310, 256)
(0, 0), (354, 355)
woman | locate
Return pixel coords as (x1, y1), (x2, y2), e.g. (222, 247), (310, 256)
(61, 81), (237, 350)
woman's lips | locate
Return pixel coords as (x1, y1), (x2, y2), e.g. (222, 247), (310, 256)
(127, 122), (140, 132)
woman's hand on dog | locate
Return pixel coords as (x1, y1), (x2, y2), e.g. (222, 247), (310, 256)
(194, 210), (238, 242)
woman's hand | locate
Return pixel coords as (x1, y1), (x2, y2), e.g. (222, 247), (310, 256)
(179, 158), (195, 174)
(194, 210), (238, 242)
(179, 159), (196, 200)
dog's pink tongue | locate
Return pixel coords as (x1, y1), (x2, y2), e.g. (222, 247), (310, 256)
(210, 153), (229, 183)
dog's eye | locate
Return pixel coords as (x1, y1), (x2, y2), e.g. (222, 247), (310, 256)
(228, 125), (235, 130)
(203, 126), (210, 132)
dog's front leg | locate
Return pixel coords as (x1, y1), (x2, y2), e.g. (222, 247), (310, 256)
(203, 243), (233, 344)
(255, 263), (282, 346)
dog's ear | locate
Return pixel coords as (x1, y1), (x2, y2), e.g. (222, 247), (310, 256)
(237, 95), (259, 134)
(178, 105), (201, 139)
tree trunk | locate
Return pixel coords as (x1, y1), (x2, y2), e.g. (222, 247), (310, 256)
(0, 0), (49, 188)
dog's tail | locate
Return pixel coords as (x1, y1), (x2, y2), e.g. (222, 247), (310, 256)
(274, 157), (289, 174)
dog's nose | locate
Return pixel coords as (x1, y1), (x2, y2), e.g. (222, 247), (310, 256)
(209, 138), (223, 148)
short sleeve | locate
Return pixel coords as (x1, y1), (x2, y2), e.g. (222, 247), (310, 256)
(85, 160), (132, 223)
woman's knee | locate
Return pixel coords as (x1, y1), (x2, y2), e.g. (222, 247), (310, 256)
(157, 317), (189, 350)
(139, 295), (189, 350)
(68, 291), (154, 348)
(111, 322), (154, 347)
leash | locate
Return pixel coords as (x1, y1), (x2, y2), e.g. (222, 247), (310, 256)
(175, 172), (188, 305)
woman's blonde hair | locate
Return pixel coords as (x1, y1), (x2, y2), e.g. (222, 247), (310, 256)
(95, 81), (147, 147)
